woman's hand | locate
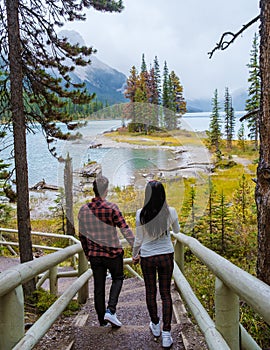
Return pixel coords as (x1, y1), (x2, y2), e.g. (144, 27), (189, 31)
(132, 255), (140, 265)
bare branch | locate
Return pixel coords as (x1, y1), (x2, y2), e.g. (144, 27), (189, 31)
(208, 15), (260, 59)
(239, 108), (259, 122)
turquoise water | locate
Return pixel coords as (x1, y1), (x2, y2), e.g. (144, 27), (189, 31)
(1, 120), (177, 188)
(1, 112), (246, 188)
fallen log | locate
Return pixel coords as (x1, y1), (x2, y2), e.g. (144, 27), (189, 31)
(74, 162), (102, 178)
(30, 179), (59, 191)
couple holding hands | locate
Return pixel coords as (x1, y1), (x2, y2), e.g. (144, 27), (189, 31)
(78, 176), (180, 349)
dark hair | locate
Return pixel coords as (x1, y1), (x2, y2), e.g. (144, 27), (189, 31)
(140, 180), (170, 237)
(93, 176), (109, 197)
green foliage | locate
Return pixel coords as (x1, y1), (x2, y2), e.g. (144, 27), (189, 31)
(33, 289), (80, 316)
(0, 132), (13, 225)
(124, 55), (186, 132)
(49, 189), (66, 235)
(245, 32), (260, 149)
(224, 87), (235, 149)
(0, 1), (124, 158)
(207, 89), (222, 154)
(240, 302), (270, 347)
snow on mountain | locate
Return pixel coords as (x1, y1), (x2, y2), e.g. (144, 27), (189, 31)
(58, 30), (127, 104)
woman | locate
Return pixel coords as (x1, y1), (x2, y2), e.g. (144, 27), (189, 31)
(132, 180), (180, 349)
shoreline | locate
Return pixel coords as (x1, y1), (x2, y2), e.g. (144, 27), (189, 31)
(93, 132), (213, 174)
(29, 132), (212, 219)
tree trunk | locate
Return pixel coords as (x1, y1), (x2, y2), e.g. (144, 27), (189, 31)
(256, 0), (270, 285)
(6, 0), (35, 294)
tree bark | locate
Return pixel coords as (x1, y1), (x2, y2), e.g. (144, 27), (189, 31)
(6, 0), (35, 294)
(256, 0), (270, 285)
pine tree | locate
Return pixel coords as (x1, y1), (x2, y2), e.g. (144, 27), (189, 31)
(153, 56), (162, 105)
(170, 70), (186, 128)
(162, 61), (171, 130)
(224, 87), (235, 149)
(141, 53), (147, 73)
(237, 123), (246, 151)
(180, 183), (198, 237)
(208, 89), (222, 156)
(215, 190), (232, 253)
(0, 0), (124, 294)
(245, 32), (260, 150)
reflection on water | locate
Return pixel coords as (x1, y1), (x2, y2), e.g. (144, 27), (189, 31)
(1, 120), (179, 188)
(1, 112), (246, 189)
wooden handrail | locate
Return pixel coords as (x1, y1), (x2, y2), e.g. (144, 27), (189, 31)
(172, 232), (270, 350)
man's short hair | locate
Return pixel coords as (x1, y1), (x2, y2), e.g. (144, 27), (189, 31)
(93, 176), (109, 197)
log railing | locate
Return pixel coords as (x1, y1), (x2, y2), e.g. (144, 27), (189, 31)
(0, 228), (141, 350)
(1, 228), (270, 350)
(173, 232), (270, 350)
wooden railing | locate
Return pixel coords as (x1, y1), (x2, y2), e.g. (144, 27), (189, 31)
(172, 232), (270, 350)
(1, 228), (270, 350)
(0, 228), (141, 350)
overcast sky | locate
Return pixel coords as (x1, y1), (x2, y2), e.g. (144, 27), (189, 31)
(64, 0), (260, 100)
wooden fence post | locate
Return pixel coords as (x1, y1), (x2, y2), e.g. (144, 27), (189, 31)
(64, 154), (75, 236)
(49, 266), (58, 295)
(174, 238), (185, 273)
(215, 277), (239, 350)
(78, 251), (89, 304)
(0, 285), (24, 350)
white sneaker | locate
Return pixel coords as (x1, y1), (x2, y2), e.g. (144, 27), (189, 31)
(104, 310), (122, 327)
(162, 331), (173, 348)
(149, 321), (161, 337)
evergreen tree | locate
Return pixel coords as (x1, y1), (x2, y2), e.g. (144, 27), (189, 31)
(208, 89), (222, 156)
(180, 182), (198, 237)
(215, 190), (232, 254)
(224, 87), (235, 149)
(162, 61), (171, 129)
(153, 56), (162, 105)
(124, 65), (139, 129)
(237, 123), (246, 151)
(245, 32), (260, 150)
(141, 53), (147, 73)
(0, 0), (124, 294)
(169, 70), (186, 129)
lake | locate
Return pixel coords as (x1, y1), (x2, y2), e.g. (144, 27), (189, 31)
(1, 111), (246, 189)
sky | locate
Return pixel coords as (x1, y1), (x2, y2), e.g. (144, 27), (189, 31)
(64, 0), (260, 100)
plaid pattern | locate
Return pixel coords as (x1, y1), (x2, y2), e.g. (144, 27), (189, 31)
(78, 197), (134, 258)
(140, 253), (174, 331)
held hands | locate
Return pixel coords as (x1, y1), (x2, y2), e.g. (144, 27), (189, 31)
(132, 255), (140, 265)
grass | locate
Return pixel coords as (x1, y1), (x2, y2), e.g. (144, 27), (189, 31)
(104, 128), (207, 147)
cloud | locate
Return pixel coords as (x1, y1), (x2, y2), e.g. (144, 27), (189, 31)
(64, 0), (260, 99)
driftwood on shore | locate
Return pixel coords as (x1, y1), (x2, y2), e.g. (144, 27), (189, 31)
(74, 163), (102, 179)
(89, 143), (102, 149)
(30, 179), (59, 191)
(158, 162), (213, 172)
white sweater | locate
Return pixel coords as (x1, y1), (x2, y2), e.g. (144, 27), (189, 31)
(132, 206), (180, 258)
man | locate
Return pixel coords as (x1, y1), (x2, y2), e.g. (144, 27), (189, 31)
(78, 175), (135, 327)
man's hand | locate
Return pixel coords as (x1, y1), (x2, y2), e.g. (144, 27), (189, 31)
(132, 255), (140, 265)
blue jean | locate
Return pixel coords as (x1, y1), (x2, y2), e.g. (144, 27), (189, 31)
(89, 253), (124, 325)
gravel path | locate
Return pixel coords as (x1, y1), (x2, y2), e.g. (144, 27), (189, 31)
(1, 257), (208, 349)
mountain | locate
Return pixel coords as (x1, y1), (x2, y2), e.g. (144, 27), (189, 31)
(58, 30), (127, 104)
(186, 88), (248, 112)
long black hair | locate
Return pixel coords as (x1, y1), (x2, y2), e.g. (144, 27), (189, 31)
(140, 180), (170, 237)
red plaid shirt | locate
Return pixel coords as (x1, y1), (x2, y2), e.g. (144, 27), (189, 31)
(78, 197), (134, 258)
